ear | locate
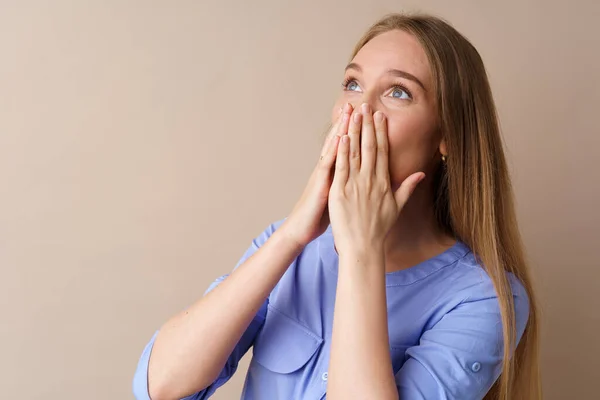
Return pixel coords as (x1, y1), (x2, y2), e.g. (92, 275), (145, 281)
(438, 137), (447, 158)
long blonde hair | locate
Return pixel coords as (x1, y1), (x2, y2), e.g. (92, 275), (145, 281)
(348, 13), (541, 399)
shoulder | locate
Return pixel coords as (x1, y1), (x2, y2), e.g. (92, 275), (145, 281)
(450, 247), (530, 343)
(397, 247), (532, 399)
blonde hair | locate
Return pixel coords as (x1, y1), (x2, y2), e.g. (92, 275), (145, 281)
(348, 13), (541, 399)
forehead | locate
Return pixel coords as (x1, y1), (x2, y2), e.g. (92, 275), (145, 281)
(351, 29), (431, 86)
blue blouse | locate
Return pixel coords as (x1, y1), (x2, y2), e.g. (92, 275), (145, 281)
(133, 218), (529, 399)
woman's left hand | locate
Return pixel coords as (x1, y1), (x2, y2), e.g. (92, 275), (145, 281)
(328, 103), (425, 256)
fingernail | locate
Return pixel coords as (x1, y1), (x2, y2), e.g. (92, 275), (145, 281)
(374, 111), (384, 122)
(353, 112), (361, 123)
(344, 103), (352, 113)
(361, 103), (370, 113)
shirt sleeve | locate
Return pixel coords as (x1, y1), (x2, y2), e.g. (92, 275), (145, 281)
(394, 275), (530, 400)
(132, 219), (286, 400)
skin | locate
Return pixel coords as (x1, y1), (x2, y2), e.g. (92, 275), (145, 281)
(144, 29), (458, 400)
(331, 29), (455, 271)
(144, 85), (351, 400)
(326, 29), (457, 398)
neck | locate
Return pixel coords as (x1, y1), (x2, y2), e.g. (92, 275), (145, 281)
(383, 180), (455, 272)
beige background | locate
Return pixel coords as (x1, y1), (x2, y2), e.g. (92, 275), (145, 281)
(1, 1), (598, 399)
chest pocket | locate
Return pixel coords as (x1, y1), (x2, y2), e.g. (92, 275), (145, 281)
(253, 304), (324, 373)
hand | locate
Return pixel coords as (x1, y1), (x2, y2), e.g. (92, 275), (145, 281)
(282, 103), (354, 247)
(328, 103), (425, 256)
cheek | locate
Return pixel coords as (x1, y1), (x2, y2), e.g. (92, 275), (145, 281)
(385, 114), (438, 181)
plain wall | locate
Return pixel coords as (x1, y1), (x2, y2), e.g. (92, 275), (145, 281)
(1, 1), (598, 399)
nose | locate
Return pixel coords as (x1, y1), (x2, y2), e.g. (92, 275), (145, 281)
(349, 95), (379, 115)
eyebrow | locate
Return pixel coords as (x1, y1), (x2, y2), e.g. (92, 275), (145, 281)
(344, 62), (427, 91)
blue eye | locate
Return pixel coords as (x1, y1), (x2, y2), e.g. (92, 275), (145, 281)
(390, 86), (411, 100)
(342, 77), (412, 100)
(342, 79), (361, 92)
(347, 81), (359, 91)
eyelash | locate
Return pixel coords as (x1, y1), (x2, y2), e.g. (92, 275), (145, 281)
(340, 76), (413, 99)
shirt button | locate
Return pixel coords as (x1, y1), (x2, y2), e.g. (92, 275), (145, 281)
(322, 372), (328, 381)
(471, 362), (482, 373)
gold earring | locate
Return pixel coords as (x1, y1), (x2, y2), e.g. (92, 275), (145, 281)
(441, 154), (447, 162)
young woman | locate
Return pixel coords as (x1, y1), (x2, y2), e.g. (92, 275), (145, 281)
(133, 13), (540, 400)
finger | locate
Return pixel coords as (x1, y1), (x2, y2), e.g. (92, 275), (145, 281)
(348, 109), (362, 176)
(333, 134), (350, 187)
(320, 103), (352, 160)
(336, 103), (353, 137)
(320, 107), (343, 160)
(394, 172), (426, 208)
(374, 111), (390, 178)
(331, 106), (352, 170)
(318, 134), (341, 176)
(360, 103), (376, 175)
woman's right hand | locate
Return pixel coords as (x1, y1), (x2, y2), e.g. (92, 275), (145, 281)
(282, 103), (353, 247)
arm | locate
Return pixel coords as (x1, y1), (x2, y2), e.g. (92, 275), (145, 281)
(136, 221), (304, 400)
(134, 102), (348, 400)
(327, 245), (398, 400)
(325, 106), (421, 399)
